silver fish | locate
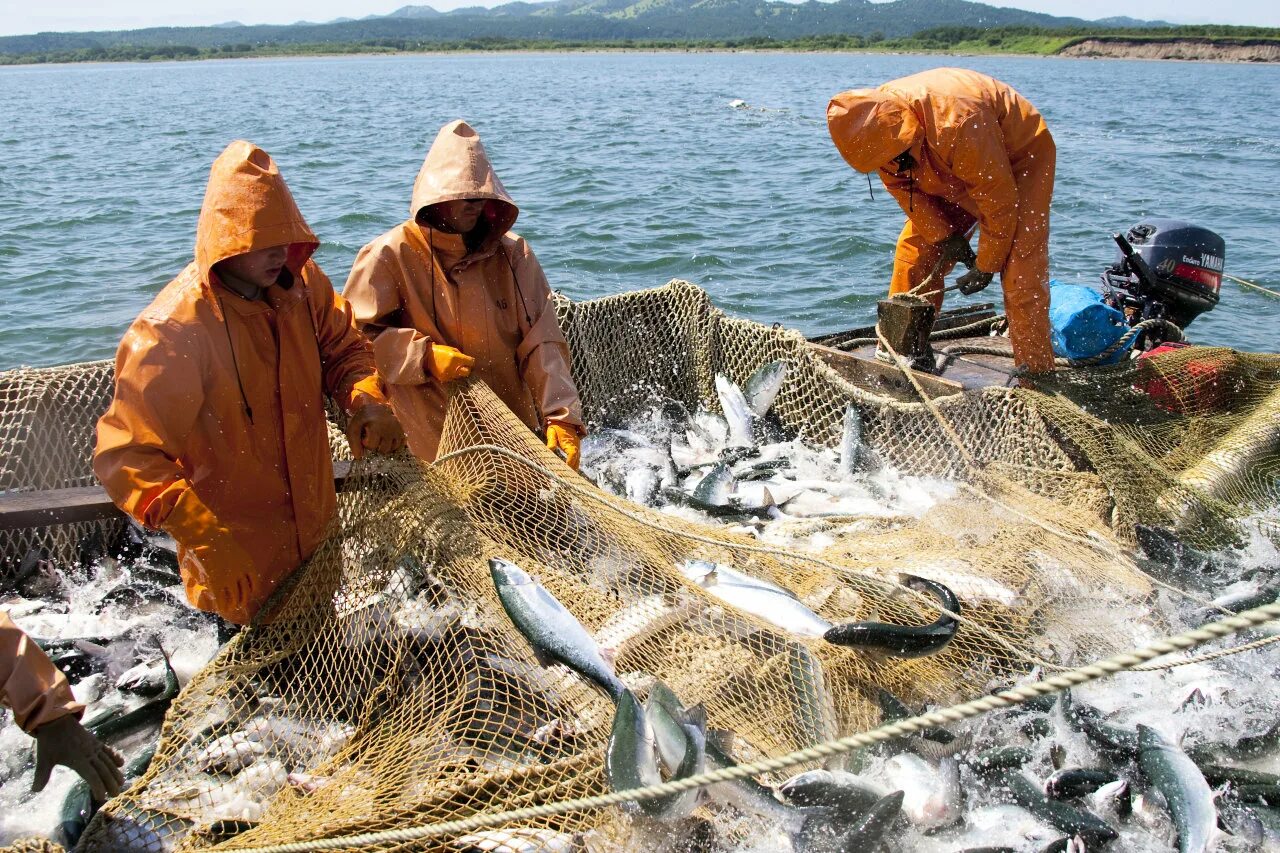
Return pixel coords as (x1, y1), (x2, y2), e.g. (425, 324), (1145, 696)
(645, 683), (696, 773)
(115, 659), (169, 697)
(679, 559), (832, 639)
(785, 643), (839, 759)
(606, 688), (694, 819)
(715, 375), (755, 448)
(823, 574), (960, 658)
(730, 481), (778, 510)
(744, 360), (788, 417)
(839, 405), (865, 477)
(692, 463), (735, 506)
(1086, 779), (1131, 823)
(825, 790), (904, 851)
(1137, 725), (1218, 853)
(779, 768), (887, 813)
(883, 753), (964, 831)
(641, 684), (707, 819)
(489, 558), (624, 702)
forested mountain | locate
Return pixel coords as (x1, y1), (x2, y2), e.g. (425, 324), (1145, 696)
(0, 0), (1164, 55)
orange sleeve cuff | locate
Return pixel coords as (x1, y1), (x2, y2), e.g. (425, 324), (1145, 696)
(346, 374), (389, 412)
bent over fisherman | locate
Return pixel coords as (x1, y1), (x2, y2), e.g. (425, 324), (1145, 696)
(343, 120), (587, 468)
(827, 68), (1057, 375)
(2, 611), (124, 801)
(95, 141), (405, 626)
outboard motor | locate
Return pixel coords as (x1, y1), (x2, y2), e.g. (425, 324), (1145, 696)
(1101, 219), (1224, 349)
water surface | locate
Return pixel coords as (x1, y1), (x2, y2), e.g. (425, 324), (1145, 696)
(0, 52), (1277, 370)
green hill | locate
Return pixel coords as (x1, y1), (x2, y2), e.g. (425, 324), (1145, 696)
(1, 0), (1275, 64)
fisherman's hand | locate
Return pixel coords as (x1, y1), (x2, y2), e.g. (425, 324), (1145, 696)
(178, 535), (259, 624)
(425, 344), (475, 383)
(32, 715), (124, 802)
(937, 233), (977, 268)
(545, 421), (582, 471)
(955, 268), (995, 296)
(345, 402), (405, 460)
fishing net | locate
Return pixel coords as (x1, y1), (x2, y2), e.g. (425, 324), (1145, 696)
(1, 280), (1277, 852)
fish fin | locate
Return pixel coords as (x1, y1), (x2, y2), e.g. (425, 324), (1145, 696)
(910, 730), (971, 761)
(684, 703), (709, 732)
(72, 639), (110, 658)
(706, 728), (735, 756)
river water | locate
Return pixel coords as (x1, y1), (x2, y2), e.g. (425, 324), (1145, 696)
(0, 52), (1277, 370)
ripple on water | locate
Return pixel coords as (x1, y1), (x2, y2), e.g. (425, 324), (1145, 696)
(0, 54), (1278, 366)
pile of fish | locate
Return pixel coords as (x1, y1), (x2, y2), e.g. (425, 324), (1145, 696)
(0, 523), (222, 847)
(490, 557), (908, 852)
(569, 366), (1280, 852)
(581, 361), (952, 550)
(3, 361), (1278, 853)
(480, 543), (1280, 853)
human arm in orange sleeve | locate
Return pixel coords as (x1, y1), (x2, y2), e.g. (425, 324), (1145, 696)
(947, 111), (1019, 274)
(879, 165), (956, 247)
(508, 241), (586, 435)
(2, 612), (125, 799)
(1, 611), (83, 733)
(93, 321), (258, 624)
(93, 319), (205, 531)
(303, 261), (405, 457)
(343, 241), (433, 386)
(304, 260), (388, 410)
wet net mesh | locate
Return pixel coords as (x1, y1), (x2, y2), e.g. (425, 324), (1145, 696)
(1, 279), (1277, 852)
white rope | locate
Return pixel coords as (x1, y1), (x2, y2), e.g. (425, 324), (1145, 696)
(1129, 630), (1280, 671)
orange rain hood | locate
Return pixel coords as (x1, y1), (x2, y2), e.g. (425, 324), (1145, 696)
(410, 119), (519, 239)
(827, 88), (922, 174)
(195, 140), (319, 304)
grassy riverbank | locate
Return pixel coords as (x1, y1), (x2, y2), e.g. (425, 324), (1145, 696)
(2, 26), (1278, 65)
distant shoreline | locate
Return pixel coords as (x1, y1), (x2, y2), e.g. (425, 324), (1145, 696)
(2, 37), (1278, 67)
(1058, 37), (1280, 62)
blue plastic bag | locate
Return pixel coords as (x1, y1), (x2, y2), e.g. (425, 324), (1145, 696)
(1048, 281), (1130, 364)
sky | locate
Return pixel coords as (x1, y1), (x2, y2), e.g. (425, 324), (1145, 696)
(0, 0), (1275, 37)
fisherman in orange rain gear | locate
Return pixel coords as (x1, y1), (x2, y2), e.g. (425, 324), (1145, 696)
(343, 120), (586, 468)
(827, 68), (1057, 375)
(94, 141), (405, 626)
(2, 611), (124, 801)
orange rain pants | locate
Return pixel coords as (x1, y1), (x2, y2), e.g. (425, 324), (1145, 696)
(828, 68), (1057, 374)
(95, 142), (389, 624)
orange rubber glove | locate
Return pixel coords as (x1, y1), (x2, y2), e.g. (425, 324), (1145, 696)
(424, 344), (475, 383)
(345, 402), (406, 459)
(545, 421), (582, 471)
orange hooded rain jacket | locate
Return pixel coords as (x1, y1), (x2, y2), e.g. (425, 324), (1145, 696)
(343, 120), (585, 461)
(2, 611), (84, 733)
(94, 141), (389, 625)
(828, 68), (1057, 373)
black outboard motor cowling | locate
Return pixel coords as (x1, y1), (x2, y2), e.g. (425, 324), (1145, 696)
(1102, 219), (1224, 331)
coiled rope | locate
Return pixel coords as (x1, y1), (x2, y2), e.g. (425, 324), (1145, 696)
(222, 601), (1280, 853)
